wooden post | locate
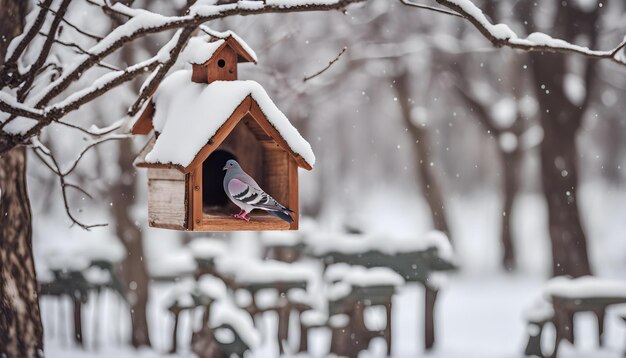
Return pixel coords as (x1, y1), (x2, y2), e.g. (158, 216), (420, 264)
(595, 307), (606, 347)
(170, 309), (180, 354)
(298, 317), (308, 352)
(424, 285), (438, 350)
(73, 298), (83, 347)
(385, 298), (392, 356)
(277, 305), (290, 354)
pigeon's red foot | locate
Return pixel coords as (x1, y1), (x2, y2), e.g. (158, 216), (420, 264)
(232, 212), (250, 222)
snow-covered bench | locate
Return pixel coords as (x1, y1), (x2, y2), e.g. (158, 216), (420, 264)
(306, 231), (456, 350)
(523, 276), (626, 358)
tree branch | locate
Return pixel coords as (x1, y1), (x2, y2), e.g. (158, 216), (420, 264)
(399, 0), (626, 66)
(304, 46), (347, 82)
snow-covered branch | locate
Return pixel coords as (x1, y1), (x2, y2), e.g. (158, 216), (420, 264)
(0, 0), (366, 153)
(424, 0), (626, 66)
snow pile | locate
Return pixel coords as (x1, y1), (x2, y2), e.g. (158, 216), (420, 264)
(149, 250), (197, 278)
(188, 238), (228, 259)
(260, 230), (302, 247)
(180, 36), (225, 65)
(144, 69), (315, 168)
(40, 235), (125, 271)
(543, 276), (626, 299)
(219, 259), (314, 285)
(341, 266), (405, 288)
(523, 298), (554, 322)
(163, 278), (196, 308)
(326, 264), (404, 300)
(308, 230), (454, 261)
(210, 298), (261, 348)
(197, 275), (228, 300)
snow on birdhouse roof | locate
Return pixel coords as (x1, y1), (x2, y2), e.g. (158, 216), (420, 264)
(143, 69), (315, 169)
(180, 37), (226, 65)
(180, 27), (257, 65)
(201, 26), (258, 63)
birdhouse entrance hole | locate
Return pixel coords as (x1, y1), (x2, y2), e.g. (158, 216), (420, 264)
(202, 149), (237, 209)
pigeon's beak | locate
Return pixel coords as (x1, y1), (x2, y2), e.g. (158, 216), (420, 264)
(222, 165), (228, 171)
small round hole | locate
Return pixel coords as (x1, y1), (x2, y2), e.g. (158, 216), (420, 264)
(217, 59), (226, 68)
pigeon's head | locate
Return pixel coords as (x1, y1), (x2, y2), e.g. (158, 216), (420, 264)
(222, 159), (241, 171)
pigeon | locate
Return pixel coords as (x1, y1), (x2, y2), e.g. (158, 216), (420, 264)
(222, 159), (294, 223)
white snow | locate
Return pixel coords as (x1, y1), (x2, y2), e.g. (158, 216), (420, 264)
(498, 131), (518, 153)
(341, 266), (405, 288)
(260, 230), (302, 247)
(301, 310), (327, 326)
(188, 238), (228, 259)
(491, 97), (517, 129)
(197, 275), (228, 300)
(144, 69), (315, 168)
(307, 231), (454, 261)
(543, 276), (626, 299)
(221, 259), (314, 285)
(40, 235), (125, 272)
(210, 298), (261, 348)
(563, 73), (586, 105)
(446, 0), (515, 40)
(149, 250), (196, 278)
(180, 37), (225, 65)
(200, 25), (258, 63)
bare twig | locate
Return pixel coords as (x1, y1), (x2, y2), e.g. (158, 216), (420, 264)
(37, 1), (104, 41)
(38, 31), (121, 71)
(30, 135), (128, 230)
(304, 46), (348, 82)
(399, 0), (463, 18)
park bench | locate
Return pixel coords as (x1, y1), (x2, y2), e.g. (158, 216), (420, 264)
(306, 231), (456, 350)
(523, 276), (626, 358)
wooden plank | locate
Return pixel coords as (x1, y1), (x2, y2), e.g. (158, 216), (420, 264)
(148, 179), (187, 229)
(189, 168), (202, 230)
(198, 212), (290, 231)
(131, 100), (155, 135)
(288, 157), (299, 230)
(248, 100), (313, 171)
(148, 168), (185, 181)
(181, 96), (252, 173)
(263, 149), (289, 205)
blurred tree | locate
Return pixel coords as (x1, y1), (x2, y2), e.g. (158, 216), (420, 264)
(517, 0), (600, 276)
(392, 64), (451, 236)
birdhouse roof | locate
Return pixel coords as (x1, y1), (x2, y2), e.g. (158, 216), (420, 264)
(180, 27), (257, 65)
(132, 69), (315, 172)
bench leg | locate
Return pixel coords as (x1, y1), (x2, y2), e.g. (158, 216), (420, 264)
(594, 308), (606, 347)
(424, 286), (438, 350)
(385, 299), (392, 356)
(170, 310), (180, 354)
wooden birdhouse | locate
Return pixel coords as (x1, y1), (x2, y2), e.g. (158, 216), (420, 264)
(130, 29), (314, 232)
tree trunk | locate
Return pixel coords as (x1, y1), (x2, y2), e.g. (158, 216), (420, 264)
(393, 70), (451, 237)
(525, 1), (597, 277)
(499, 149), (522, 271)
(0, 1), (45, 357)
(0, 147), (44, 358)
(111, 139), (151, 347)
(537, 121), (591, 277)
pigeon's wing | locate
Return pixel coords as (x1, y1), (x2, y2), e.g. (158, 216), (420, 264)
(227, 178), (293, 213)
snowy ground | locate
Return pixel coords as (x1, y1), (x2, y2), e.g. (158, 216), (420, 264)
(43, 273), (626, 358)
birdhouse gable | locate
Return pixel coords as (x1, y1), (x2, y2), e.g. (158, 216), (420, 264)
(180, 30), (257, 84)
(134, 69), (315, 173)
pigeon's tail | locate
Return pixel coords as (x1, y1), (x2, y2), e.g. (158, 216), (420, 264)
(269, 210), (294, 224)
